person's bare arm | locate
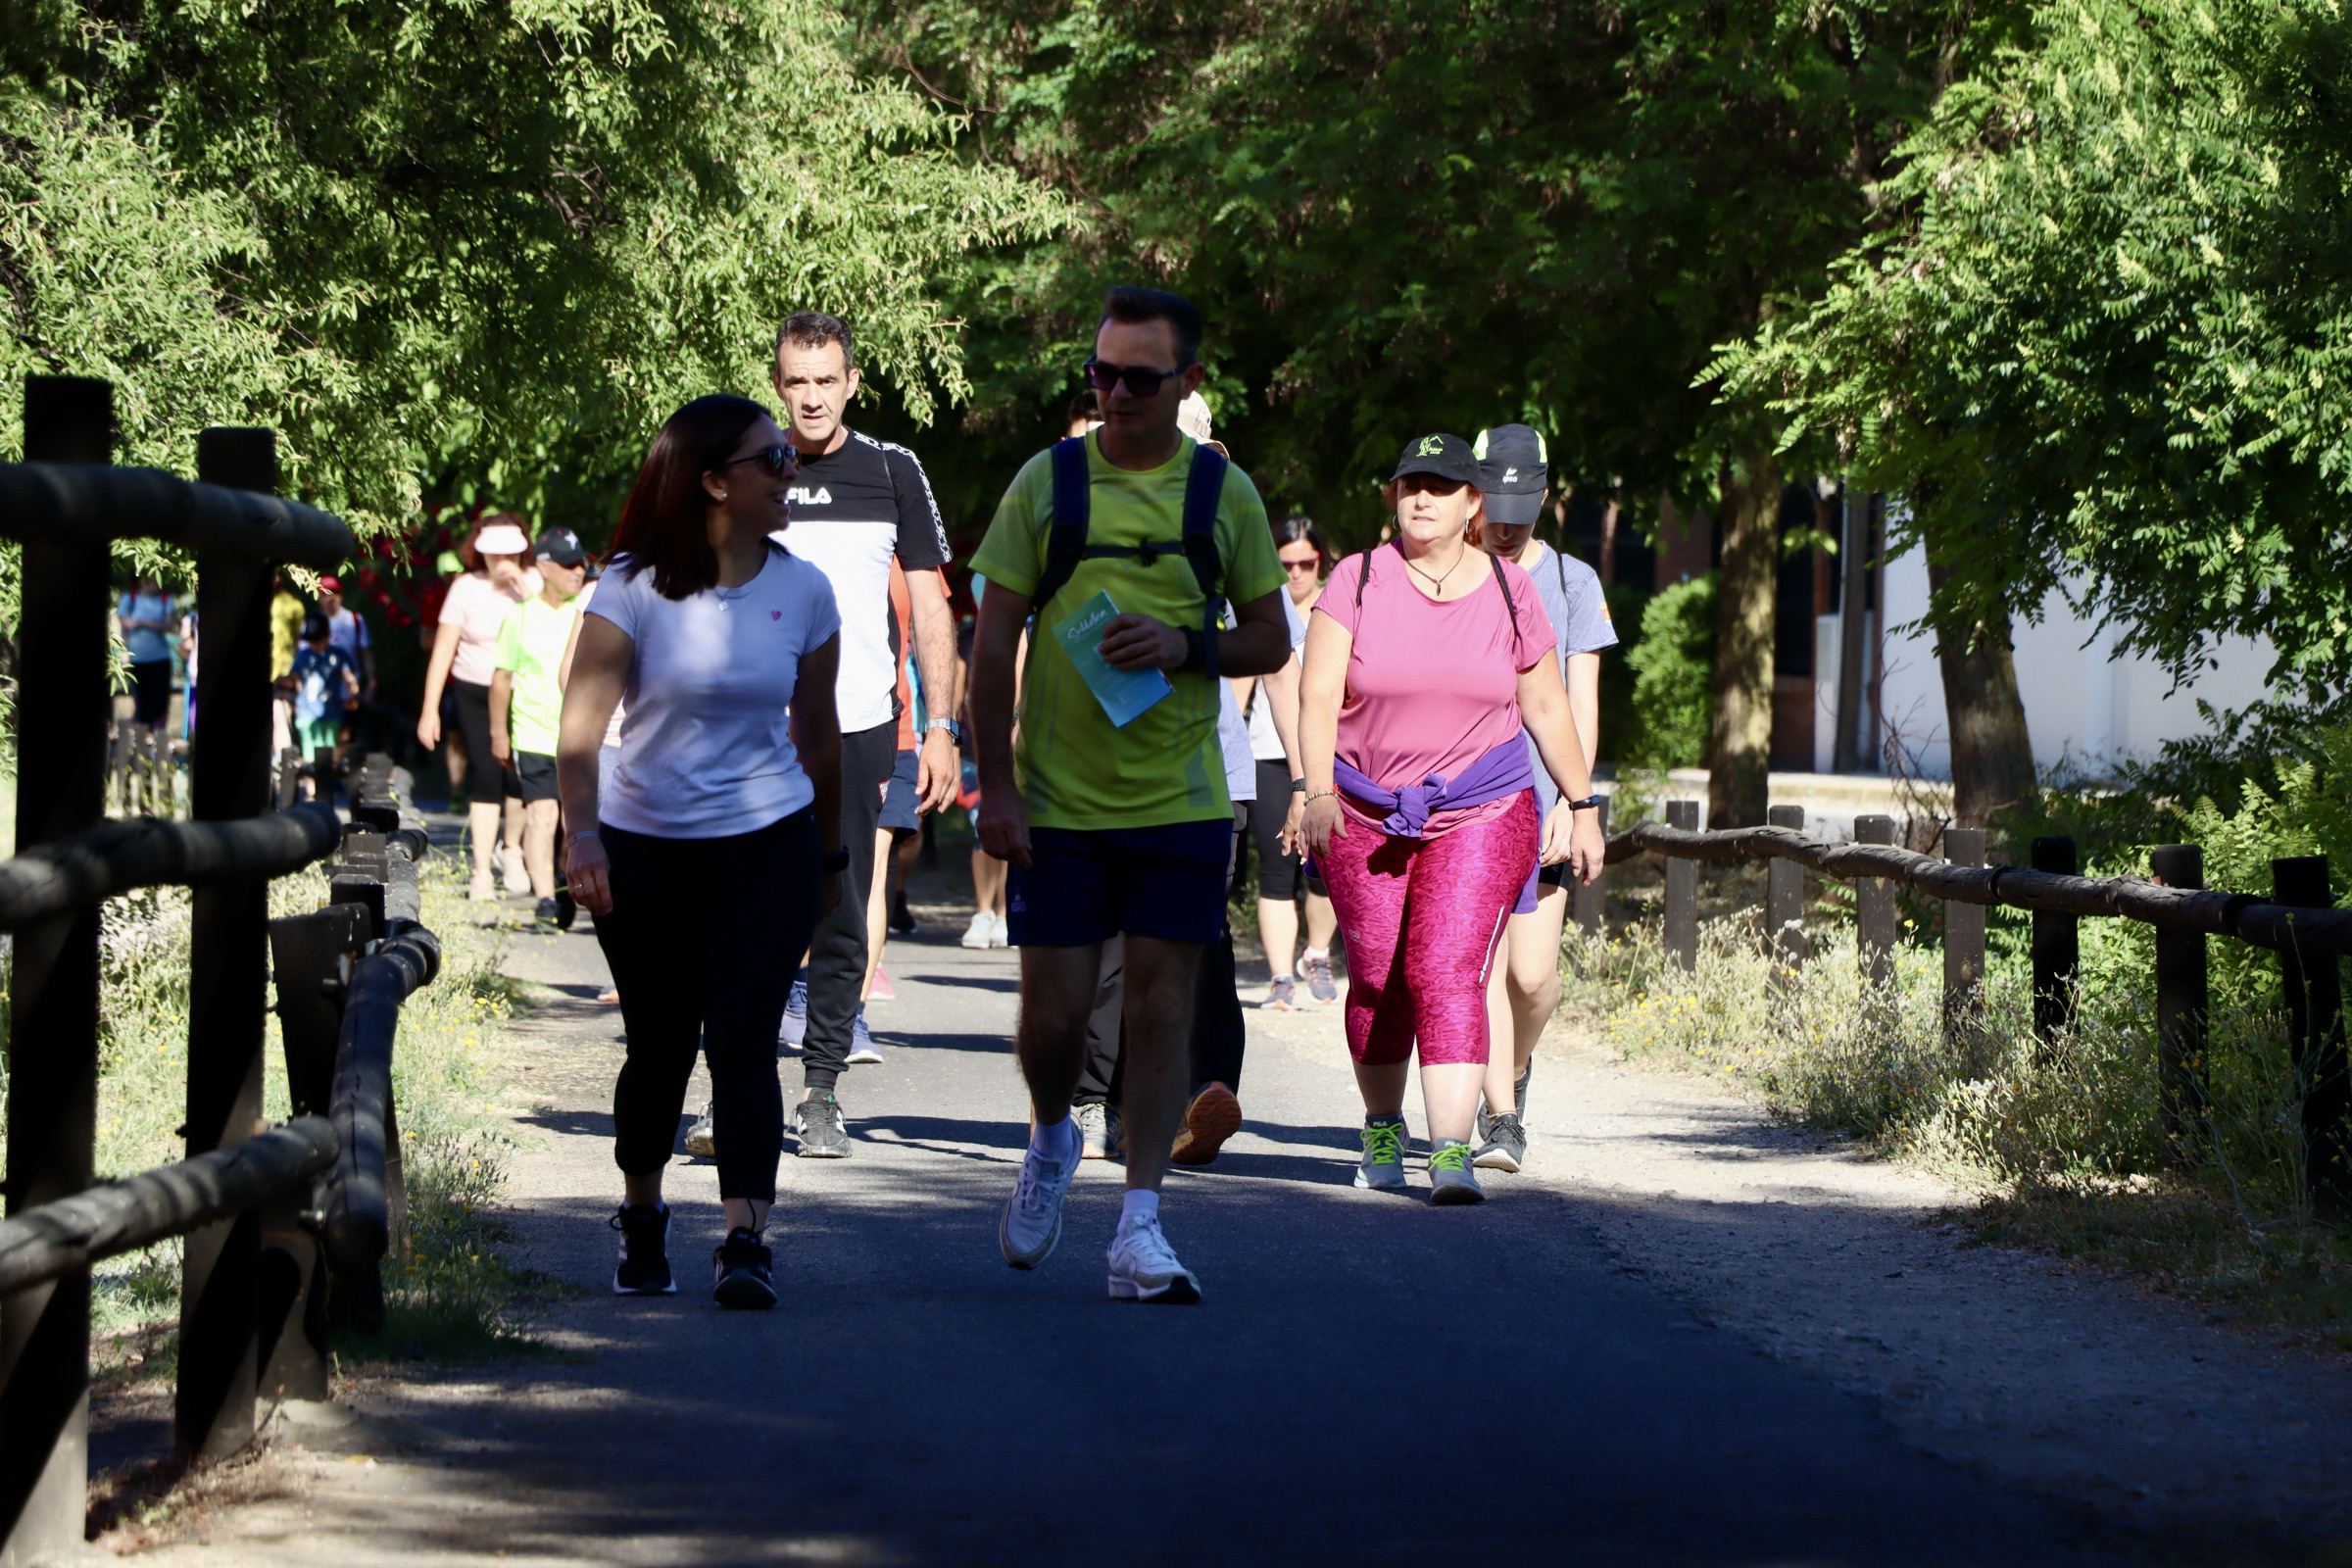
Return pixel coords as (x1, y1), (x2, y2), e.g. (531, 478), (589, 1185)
(1098, 588), (1290, 678)
(1566, 651), (1601, 771)
(558, 615), (630, 915)
(970, 585), (1033, 867)
(1298, 610), (1352, 860)
(1519, 655), (1604, 884)
(559, 610), (584, 689)
(906, 567), (960, 813)
(488, 669), (514, 764)
(416, 617), (463, 748)
(790, 635), (847, 918)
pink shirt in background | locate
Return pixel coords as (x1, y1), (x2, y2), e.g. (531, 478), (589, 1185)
(440, 567), (541, 686)
(1314, 547), (1554, 837)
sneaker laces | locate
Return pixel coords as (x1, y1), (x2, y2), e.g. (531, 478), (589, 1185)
(1013, 1150), (1066, 1218)
(1361, 1121), (1404, 1164)
(1117, 1211), (1183, 1272)
(1428, 1142), (1473, 1174)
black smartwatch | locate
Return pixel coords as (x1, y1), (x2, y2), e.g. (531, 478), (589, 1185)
(823, 848), (852, 873)
(1290, 777), (1307, 794)
(1565, 795), (1605, 812)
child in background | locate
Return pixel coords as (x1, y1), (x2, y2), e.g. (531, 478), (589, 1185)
(289, 612), (359, 766)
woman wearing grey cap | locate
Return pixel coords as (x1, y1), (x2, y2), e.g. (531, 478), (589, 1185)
(1298, 432), (1607, 1204)
(1469, 424), (1619, 1173)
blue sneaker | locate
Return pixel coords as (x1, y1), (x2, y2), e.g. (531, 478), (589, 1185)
(1355, 1115), (1409, 1192)
(845, 1005), (881, 1065)
(778, 979), (808, 1049)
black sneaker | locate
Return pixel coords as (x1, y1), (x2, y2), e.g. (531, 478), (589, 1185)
(711, 1227), (777, 1309)
(535, 896), (562, 931)
(888, 890), (917, 937)
(612, 1202), (676, 1295)
(795, 1092), (852, 1158)
(553, 886), (577, 930)
(1474, 1111), (1527, 1173)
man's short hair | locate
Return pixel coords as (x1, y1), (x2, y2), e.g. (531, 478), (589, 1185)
(774, 311), (856, 375)
(1100, 286), (1202, 369)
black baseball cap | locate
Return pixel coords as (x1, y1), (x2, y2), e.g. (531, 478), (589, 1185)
(535, 527), (588, 567)
(1389, 432), (1480, 487)
(1473, 424), (1549, 527)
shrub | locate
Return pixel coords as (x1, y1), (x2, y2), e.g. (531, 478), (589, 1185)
(1624, 572), (1715, 772)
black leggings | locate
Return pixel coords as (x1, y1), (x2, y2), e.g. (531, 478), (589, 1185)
(1247, 759), (1301, 899)
(595, 810), (824, 1202)
(448, 678), (506, 806)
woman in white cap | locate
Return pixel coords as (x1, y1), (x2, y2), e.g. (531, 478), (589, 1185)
(417, 514), (540, 900)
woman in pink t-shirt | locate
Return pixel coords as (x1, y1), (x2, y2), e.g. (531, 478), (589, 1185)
(1299, 433), (1606, 1204)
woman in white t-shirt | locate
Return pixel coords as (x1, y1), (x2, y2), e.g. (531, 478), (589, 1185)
(417, 516), (541, 899)
(559, 395), (845, 1310)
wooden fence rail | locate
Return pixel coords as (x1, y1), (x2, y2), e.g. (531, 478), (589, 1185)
(1606, 802), (2348, 1210)
(1, 375), (442, 1568)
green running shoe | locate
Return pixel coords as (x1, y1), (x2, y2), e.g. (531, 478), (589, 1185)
(1428, 1140), (1486, 1205)
(1355, 1115), (1409, 1192)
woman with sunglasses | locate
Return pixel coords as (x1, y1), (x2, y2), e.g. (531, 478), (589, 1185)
(1298, 434), (1606, 1204)
(560, 396), (847, 1307)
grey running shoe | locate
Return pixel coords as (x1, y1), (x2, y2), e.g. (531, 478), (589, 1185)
(1474, 1111), (1527, 1173)
(1075, 1101), (1111, 1160)
(1429, 1140), (1487, 1205)
(1262, 975), (1297, 1011)
(795, 1091), (852, 1157)
(1000, 1139), (1076, 1269)
(611, 1202), (675, 1295)
(1355, 1115), (1409, 1192)
(684, 1102), (716, 1159)
(1106, 1211), (1200, 1303)
(1300, 952), (1339, 1005)
(845, 1006), (881, 1065)
(711, 1228), (776, 1309)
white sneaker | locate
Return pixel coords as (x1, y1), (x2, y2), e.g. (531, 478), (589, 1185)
(684, 1103), (715, 1158)
(999, 1137), (1077, 1270)
(499, 845), (528, 892)
(468, 870), (498, 902)
(1106, 1211), (1200, 1304)
(987, 910), (1010, 949)
(961, 910), (995, 950)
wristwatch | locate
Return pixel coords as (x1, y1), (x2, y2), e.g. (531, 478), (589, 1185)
(925, 716), (963, 746)
(1566, 795), (1605, 812)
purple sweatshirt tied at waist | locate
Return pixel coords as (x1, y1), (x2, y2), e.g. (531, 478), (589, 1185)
(1332, 736), (1535, 838)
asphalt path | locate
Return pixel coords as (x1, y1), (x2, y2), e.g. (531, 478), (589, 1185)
(287, 906), (2126, 1568)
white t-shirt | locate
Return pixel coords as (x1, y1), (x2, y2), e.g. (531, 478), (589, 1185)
(441, 568), (540, 686)
(585, 546), (841, 839)
(1219, 593), (1308, 803)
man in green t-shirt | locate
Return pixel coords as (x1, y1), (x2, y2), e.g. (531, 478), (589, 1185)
(969, 286), (1290, 1303)
(491, 528), (589, 923)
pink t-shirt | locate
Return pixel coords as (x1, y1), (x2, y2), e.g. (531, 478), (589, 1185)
(440, 568), (541, 686)
(1315, 547), (1554, 836)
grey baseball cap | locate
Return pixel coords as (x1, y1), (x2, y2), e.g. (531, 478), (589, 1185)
(1474, 424), (1548, 527)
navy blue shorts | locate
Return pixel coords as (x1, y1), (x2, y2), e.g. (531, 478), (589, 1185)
(879, 748), (920, 834)
(1007, 818), (1233, 947)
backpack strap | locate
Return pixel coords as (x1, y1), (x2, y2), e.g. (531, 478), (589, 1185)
(1029, 435), (1094, 613)
(1488, 550), (1521, 648)
(1180, 445), (1228, 680)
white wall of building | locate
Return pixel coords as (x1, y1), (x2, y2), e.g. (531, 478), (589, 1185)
(1872, 543), (2276, 781)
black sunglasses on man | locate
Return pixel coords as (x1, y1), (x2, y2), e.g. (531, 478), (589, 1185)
(1083, 359), (1190, 398)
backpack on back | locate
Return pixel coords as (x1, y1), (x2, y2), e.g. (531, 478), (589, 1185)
(1028, 436), (1229, 679)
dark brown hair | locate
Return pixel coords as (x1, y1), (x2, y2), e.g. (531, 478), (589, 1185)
(611, 395), (770, 600)
(774, 311), (856, 375)
(1100, 286), (1202, 368)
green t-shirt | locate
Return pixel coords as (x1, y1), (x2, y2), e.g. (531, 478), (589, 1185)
(969, 434), (1285, 830)
(492, 594), (581, 758)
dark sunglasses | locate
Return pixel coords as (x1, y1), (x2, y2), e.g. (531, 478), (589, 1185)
(1083, 359), (1189, 398)
(717, 444), (796, 477)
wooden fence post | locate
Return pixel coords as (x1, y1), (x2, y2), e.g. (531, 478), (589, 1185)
(2030, 836), (2080, 1046)
(1944, 827), (1987, 1035)
(2275, 855), (2348, 1211)
(1, 376), (114, 1565)
(177, 427), (280, 1460)
(1766, 804), (1806, 987)
(1573, 796), (1608, 939)
(1855, 814), (1897, 1013)
(2151, 843), (2208, 1159)
(1664, 800), (1698, 972)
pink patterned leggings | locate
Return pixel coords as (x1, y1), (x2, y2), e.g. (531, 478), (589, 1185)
(1317, 790), (1538, 1067)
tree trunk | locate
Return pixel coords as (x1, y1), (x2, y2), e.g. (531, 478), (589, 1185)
(1924, 550), (2035, 829)
(1707, 450), (1779, 828)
